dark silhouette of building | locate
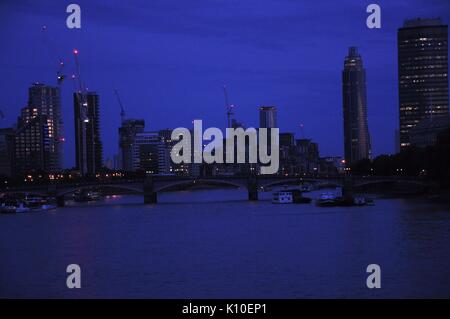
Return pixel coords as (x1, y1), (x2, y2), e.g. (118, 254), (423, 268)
(409, 115), (450, 147)
(279, 132), (296, 175)
(295, 138), (320, 175)
(0, 128), (15, 176)
(132, 131), (170, 174)
(342, 47), (371, 166)
(14, 83), (63, 175)
(398, 18), (449, 149)
(259, 106), (277, 128)
(119, 119), (145, 171)
(74, 92), (103, 176)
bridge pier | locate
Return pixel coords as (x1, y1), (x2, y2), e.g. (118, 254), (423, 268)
(144, 192), (157, 204)
(144, 177), (157, 204)
(247, 175), (258, 201)
(342, 175), (354, 200)
(56, 195), (65, 207)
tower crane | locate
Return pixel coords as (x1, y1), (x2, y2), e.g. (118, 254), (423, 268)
(223, 85), (235, 128)
(41, 25), (66, 86)
(114, 88), (126, 124)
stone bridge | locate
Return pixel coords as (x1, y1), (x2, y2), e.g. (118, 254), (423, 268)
(1, 175), (433, 205)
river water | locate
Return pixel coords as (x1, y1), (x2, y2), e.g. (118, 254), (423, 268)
(1, 188), (450, 298)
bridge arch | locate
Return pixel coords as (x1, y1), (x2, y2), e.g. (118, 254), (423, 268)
(154, 179), (244, 192)
(56, 184), (144, 197)
(353, 179), (430, 189)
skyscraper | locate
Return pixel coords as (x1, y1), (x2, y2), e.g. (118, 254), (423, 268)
(398, 18), (449, 149)
(342, 47), (371, 166)
(119, 119), (145, 171)
(74, 91), (103, 175)
(131, 131), (170, 174)
(0, 128), (15, 176)
(14, 83), (63, 174)
(259, 106), (277, 128)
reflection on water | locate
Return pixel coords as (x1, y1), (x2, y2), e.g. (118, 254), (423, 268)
(0, 188), (449, 298)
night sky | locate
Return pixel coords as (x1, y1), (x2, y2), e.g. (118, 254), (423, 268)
(0, 0), (449, 168)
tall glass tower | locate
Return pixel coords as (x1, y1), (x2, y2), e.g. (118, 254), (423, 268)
(259, 106), (277, 128)
(397, 18), (448, 149)
(342, 47), (371, 166)
(74, 91), (103, 175)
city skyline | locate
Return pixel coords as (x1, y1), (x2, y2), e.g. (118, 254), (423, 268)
(0, 0), (450, 168)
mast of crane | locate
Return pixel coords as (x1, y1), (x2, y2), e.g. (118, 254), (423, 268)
(223, 85), (234, 128)
(114, 88), (126, 124)
(41, 25), (66, 86)
(72, 49), (84, 93)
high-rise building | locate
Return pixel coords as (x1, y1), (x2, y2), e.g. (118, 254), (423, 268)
(74, 92), (103, 175)
(259, 106), (277, 128)
(131, 131), (170, 174)
(119, 119), (145, 171)
(398, 18), (449, 149)
(14, 83), (63, 175)
(342, 47), (371, 166)
(409, 115), (450, 147)
(295, 138), (320, 175)
(0, 128), (15, 176)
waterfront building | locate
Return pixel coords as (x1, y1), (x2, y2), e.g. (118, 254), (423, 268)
(14, 83), (63, 175)
(0, 128), (15, 176)
(342, 47), (372, 165)
(119, 119), (145, 171)
(259, 106), (277, 128)
(74, 91), (103, 175)
(398, 18), (449, 149)
(409, 116), (450, 147)
(132, 131), (170, 174)
(295, 139), (320, 175)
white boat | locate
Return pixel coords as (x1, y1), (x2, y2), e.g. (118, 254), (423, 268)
(316, 192), (338, 207)
(41, 204), (57, 210)
(272, 191), (293, 204)
(15, 203), (31, 213)
(299, 184), (313, 192)
(0, 204), (16, 214)
(353, 196), (366, 206)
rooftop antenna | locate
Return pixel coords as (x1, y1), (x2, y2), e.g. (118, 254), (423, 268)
(299, 123), (305, 138)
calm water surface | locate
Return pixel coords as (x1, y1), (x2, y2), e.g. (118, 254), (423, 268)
(1, 189), (450, 298)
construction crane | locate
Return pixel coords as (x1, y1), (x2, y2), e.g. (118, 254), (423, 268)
(41, 25), (66, 86)
(72, 48), (90, 124)
(56, 60), (65, 86)
(223, 85), (234, 128)
(72, 49), (84, 92)
(114, 88), (126, 124)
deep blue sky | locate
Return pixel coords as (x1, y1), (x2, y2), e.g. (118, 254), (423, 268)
(0, 0), (449, 168)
